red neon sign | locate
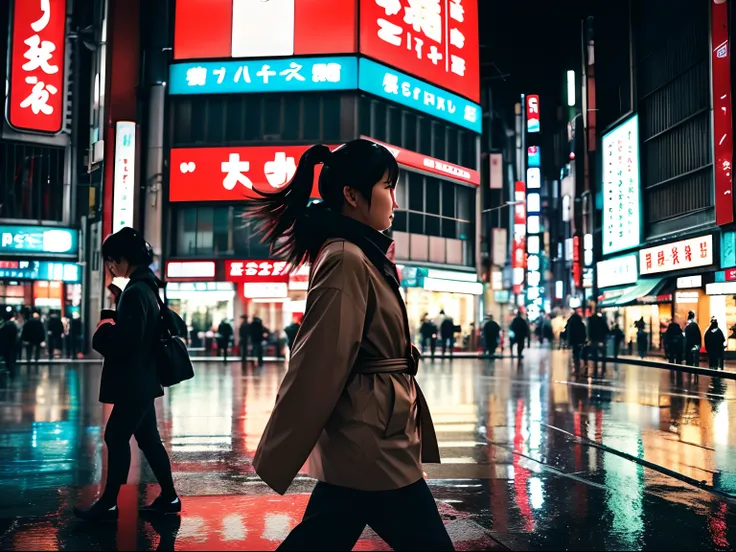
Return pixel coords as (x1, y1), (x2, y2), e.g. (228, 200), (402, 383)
(173, 0), (357, 60)
(359, 0), (480, 103)
(512, 181), (527, 295)
(526, 95), (540, 133)
(712, 0), (733, 226)
(7, 0), (67, 134)
(225, 260), (290, 283)
(361, 136), (480, 186)
(169, 145), (340, 202)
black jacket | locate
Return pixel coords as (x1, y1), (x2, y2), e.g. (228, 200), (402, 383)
(587, 314), (609, 343)
(92, 267), (163, 404)
(440, 317), (455, 340)
(483, 320), (501, 344)
(566, 313), (587, 346)
(22, 318), (45, 344)
(217, 321), (234, 344)
(511, 316), (529, 341)
(48, 316), (64, 338)
(665, 322), (683, 345)
(705, 327), (725, 355)
(684, 320), (702, 349)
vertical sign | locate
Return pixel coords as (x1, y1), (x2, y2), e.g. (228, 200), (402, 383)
(512, 181), (527, 295)
(601, 115), (641, 255)
(113, 122), (136, 230)
(489, 153), (503, 189)
(526, 94), (540, 133)
(712, 0), (734, 226)
(7, 0), (67, 134)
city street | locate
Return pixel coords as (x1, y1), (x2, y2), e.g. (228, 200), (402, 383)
(0, 350), (734, 550)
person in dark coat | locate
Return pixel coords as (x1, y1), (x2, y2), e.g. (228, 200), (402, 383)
(510, 313), (530, 359)
(705, 318), (726, 370)
(74, 227), (179, 522)
(284, 317), (302, 354)
(47, 311), (65, 359)
(0, 313), (19, 376)
(239, 315), (250, 362)
(665, 318), (684, 365)
(684, 310), (702, 367)
(439, 311), (456, 359)
(483, 316), (501, 357)
(610, 323), (625, 359)
(250, 317), (267, 367)
(587, 310), (609, 366)
(21, 311), (45, 362)
(566, 310), (587, 373)
(634, 317), (648, 358)
(419, 315), (438, 360)
(217, 319), (234, 363)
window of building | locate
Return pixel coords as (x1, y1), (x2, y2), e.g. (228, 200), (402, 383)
(425, 177), (441, 215)
(0, 143), (65, 221)
(303, 95), (321, 141)
(408, 172), (424, 212)
(372, 100), (387, 142)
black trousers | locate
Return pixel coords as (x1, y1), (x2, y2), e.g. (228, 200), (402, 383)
(25, 343), (41, 362)
(279, 479), (454, 551)
(102, 401), (176, 503)
(708, 353), (724, 370)
(440, 337), (453, 358)
(421, 336), (436, 359)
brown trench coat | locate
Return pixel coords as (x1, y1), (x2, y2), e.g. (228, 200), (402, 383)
(253, 237), (440, 495)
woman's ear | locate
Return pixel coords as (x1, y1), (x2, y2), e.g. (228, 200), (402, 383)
(343, 186), (359, 208)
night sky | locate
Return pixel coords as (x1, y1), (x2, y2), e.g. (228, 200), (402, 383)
(479, 0), (589, 121)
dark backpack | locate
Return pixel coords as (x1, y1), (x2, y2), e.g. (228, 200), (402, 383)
(145, 282), (194, 387)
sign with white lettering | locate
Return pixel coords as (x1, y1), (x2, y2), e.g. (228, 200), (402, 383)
(7, 0), (67, 133)
(596, 254), (638, 289)
(360, 136), (479, 185)
(169, 145), (340, 202)
(358, 58), (481, 133)
(359, 0), (480, 102)
(243, 282), (289, 299)
(0, 260), (80, 282)
(113, 122), (136, 230)
(226, 260), (290, 283)
(526, 94), (540, 133)
(639, 235), (713, 276)
(602, 115), (641, 255)
(169, 56), (358, 95)
(0, 225), (77, 258)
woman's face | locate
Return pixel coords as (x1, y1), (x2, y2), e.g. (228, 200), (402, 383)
(346, 170), (399, 232)
(106, 257), (130, 278)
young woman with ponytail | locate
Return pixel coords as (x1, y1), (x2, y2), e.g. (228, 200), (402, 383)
(248, 139), (453, 550)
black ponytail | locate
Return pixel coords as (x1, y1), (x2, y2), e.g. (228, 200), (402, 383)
(244, 144), (332, 267)
(102, 227), (154, 266)
(245, 139), (400, 268)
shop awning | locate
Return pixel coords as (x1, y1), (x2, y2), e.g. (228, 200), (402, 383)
(615, 278), (667, 306)
(598, 287), (634, 307)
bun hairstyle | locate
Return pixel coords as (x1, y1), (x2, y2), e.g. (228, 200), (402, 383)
(102, 227), (155, 267)
(244, 139), (400, 267)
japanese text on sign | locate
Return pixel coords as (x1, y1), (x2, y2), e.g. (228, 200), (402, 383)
(0, 225), (77, 257)
(526, 95), (540, 133)
(360, 0), (479, 102)
(169, 57), (358, 95)
(359, 58), (481, 133)
(8, 0), (67, 133)
(602, 115), (641, 255)
(639, 234), (713, 276)
(113, 122), (137, 230)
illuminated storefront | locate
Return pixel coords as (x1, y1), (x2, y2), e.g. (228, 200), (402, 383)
(0, 226), (82, 316)
(399, 266), (482, 341)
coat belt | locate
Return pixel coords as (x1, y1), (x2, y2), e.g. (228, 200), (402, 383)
(352, 356), (440, 464)
(354, 357), (416, 375)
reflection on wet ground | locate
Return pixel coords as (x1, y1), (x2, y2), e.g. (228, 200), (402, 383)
(0, 349), (735, 550)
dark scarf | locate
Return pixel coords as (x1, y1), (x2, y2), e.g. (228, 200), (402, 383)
(307, 205), (400, 291)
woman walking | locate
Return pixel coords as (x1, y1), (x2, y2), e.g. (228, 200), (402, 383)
(705, 317), (726, 371)
(74, 227), (179, 521)
(247, 140), (452, 551)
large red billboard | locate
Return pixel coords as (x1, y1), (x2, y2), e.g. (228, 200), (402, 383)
(712, 0), (733, 226)
(169, 145), (340, 202)
(361, 136), (480, 185)
(360, 0), (479, 102)
(173, 0), (357, 60)
(7, 0), (67, 134)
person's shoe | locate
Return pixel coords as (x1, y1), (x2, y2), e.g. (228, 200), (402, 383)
(140, 495), (182, 515)
(74, 500), (119, 522)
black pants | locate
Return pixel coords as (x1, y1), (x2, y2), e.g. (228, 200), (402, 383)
(441, 337), (453, 358)
(421, 336), (436, 359)
(217, 341), (229, 362)
(102, 401), (176, 503)
(25, 343), (41, 362)
(708, 353), (724, 370)
(515, 340), (525, 358)
(686, 347), (700, 367)
(279, 479), (454, 551)
(252, 341), (264, 366)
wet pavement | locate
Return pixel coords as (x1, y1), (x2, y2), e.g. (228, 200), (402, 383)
(0, 349), (735, 550)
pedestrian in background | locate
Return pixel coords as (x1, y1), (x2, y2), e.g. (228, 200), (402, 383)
(75, 227), (179, 522)
(419, 315), (438, 360)
(217, 319), (234, 363)
(439, 311), (456, 359)
(0, 312), (18, 376)
(511, 311), (530, 359)
(634, 317), (648, 358)
(684, 311), (702, 367)
(566, 309), (587, 374)
(238, 315), (250, 362)
(611, 323), (625, 359)
(483, 316), (501, 358)
(246, 140), (451, 551)
(21, 312), (45, 363)
(705, 317), (725, 370)
(665, 318), (684, 365)
(284, 316), (301, 355)
(250, 316), (267, 367)
(47, 311), (64, 359)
